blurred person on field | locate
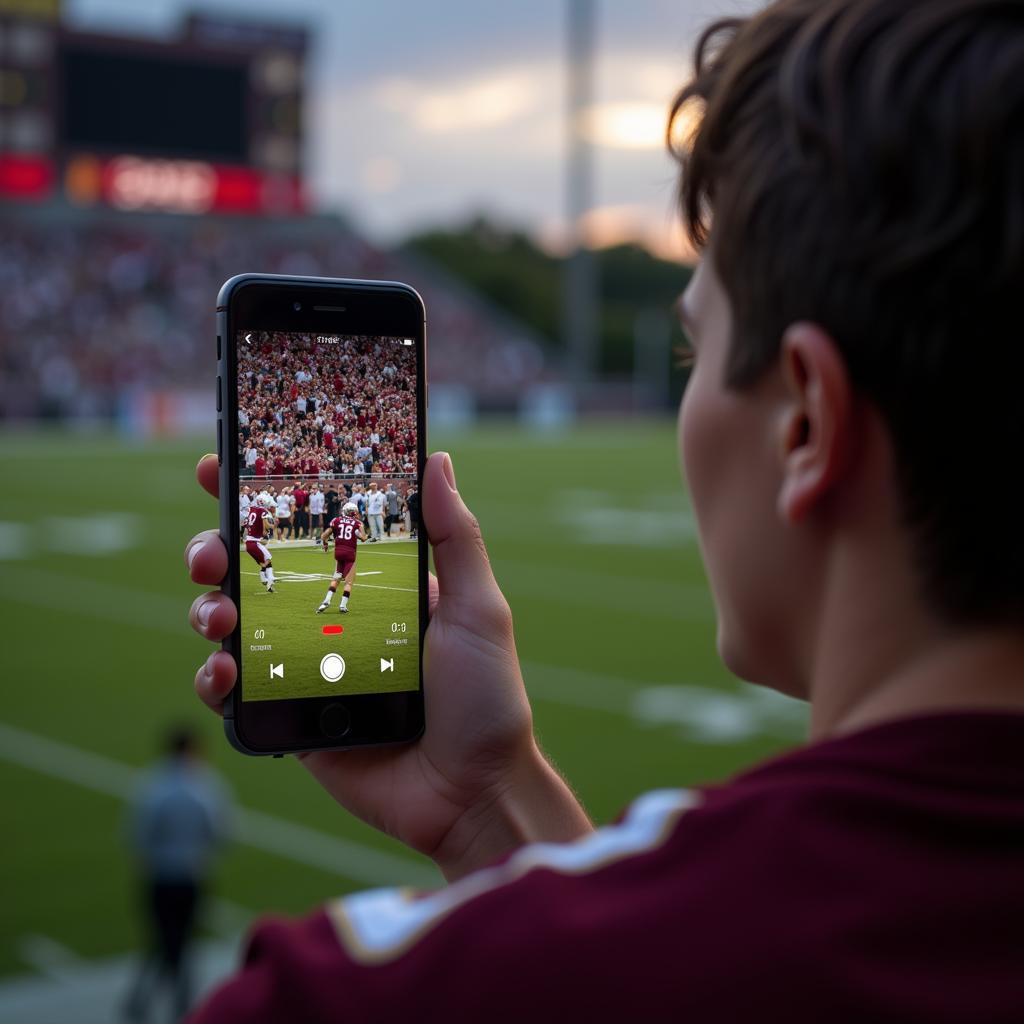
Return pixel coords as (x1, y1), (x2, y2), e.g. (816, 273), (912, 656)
(183, 1), (1024, 1020)
(123, 725), (231, 1022)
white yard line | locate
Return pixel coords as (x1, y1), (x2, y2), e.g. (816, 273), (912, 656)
(17, 936), (84, 981)
(346, 583), (418, 593)
(0, 721), (438, 890)
(241, 570), (417, 593)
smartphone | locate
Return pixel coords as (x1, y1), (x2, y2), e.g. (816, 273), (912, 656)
(215, 274), (427, 755)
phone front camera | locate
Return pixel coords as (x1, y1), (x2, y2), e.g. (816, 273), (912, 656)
(293, 302), (303, 312)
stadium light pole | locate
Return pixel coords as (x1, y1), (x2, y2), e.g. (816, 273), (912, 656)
(563, 0), (598, 402)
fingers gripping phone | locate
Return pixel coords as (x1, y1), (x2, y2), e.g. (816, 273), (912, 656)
(216, 274), (427, 755)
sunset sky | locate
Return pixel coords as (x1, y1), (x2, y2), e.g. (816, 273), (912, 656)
(69, 0), (762, 259)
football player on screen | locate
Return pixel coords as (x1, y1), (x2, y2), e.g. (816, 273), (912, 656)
(243, 500), (277, 593)
(317, 501), (367, 614)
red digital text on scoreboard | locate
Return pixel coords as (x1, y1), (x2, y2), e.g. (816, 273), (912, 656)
(62, 154), (306, 216)
(0, 155), (56, 202)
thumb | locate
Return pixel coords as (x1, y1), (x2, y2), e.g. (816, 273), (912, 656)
(422, 451), (503, 608)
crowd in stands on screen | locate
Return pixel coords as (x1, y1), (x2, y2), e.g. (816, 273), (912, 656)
(240, 476), (414, 542)
(236, 333), (416, 480)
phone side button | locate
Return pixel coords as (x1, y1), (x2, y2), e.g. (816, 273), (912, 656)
(216, 376), (222, 412)
(216, 420), (223, 465)
(319, 703), (350, 739)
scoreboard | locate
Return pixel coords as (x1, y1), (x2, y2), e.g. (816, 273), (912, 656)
(0, 2), (308, 214)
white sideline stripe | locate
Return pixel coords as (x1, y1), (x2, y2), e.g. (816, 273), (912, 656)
(0, 721), (439, 889)
(0, 520), (31, 559)
(1, 934), (244, 1021)
(17, 935), (83, 979)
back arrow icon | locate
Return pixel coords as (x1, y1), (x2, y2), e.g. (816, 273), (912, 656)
(245, 333), (253, 344)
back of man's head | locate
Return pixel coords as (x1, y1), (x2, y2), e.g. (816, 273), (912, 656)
(670, 0), (1024, 626)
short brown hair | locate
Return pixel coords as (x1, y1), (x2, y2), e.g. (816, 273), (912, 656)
(669, 0), (1024, 626)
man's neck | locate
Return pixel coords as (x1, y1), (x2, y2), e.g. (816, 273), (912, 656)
(811, 624), (1024, 741)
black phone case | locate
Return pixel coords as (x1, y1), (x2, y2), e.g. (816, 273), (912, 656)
(215, 273), (427, 756)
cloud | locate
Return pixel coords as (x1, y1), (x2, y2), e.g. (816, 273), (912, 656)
(373, 68), (549, 135)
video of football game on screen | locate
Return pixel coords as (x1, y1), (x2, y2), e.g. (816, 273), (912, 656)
(236, 331), (420, 701)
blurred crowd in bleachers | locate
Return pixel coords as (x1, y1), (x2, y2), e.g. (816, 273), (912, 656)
(0, 212), (550, 420)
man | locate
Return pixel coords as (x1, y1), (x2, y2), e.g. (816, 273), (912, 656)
(242, 499), (275, 592)
(308, 483), (325, 541)
(122, 726), (231, 1022)
(405, 481), (419, 539)
(383, 481), (400, 536)
(237, 485), (251, 530)
(184, 2), (1024, 1019)
(365, 480), (386, 542)
(292, 480), (308, 540)
(324, 482), (339, 524)
(275, 487), (293, 541)
(316, 501), (367, 614)
(351, 483), (367, 530)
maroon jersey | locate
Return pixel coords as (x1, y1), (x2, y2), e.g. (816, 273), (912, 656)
(244, 506), (272, 541)
(189, 712), (1024, 1022)
(327, 514), (360, 555)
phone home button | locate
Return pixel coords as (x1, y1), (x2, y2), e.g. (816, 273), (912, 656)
(320, 703), (350, 740)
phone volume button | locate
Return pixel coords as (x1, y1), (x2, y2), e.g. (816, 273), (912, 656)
(216, 375), (222, 412)
(217, 420), (223, 466)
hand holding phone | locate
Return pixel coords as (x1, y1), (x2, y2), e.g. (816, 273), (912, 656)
(187, 451), (590, 879)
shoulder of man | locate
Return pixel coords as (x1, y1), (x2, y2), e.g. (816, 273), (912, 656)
(189, 716), (1024, 1021)
(190, 789), (706, 1022)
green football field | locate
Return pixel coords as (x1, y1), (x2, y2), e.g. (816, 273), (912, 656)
(0, 420), (808, 985)
(240, 539), (420, 700)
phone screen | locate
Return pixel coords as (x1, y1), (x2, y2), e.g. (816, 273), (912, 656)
(235, 330), (420, 702)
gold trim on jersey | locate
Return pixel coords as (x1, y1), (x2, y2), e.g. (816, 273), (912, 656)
(326, 788), (699, 966)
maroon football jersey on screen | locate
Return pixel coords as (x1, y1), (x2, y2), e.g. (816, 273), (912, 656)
(244, 506), (271, 540)
(329, 515), (359, 554)
(190, 712), (1024, 1023)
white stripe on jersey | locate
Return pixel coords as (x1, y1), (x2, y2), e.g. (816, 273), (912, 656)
(327, 788), (699, 965)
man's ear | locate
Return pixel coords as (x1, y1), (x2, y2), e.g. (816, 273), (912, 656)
(776, 322), (854, 524)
